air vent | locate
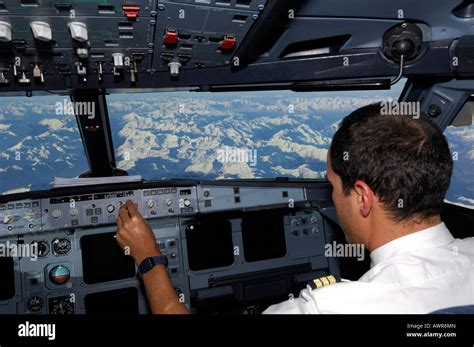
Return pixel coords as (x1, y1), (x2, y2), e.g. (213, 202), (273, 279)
(279, 34), (352, 59)
(452, 1), (474, 18)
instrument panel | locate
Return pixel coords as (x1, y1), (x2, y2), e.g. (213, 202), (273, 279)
(0, 184), (307, 236)
(0, 181), (337, 314)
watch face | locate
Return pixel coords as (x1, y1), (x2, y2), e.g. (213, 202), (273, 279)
(139, 258), (153, 274)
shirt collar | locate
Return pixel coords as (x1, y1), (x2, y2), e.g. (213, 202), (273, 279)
(370, 222), (454, 266)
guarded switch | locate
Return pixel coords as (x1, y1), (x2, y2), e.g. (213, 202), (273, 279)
(68, 22), (88, 42)
(0, 22), (12, 42)
(30, 21), (52, 42)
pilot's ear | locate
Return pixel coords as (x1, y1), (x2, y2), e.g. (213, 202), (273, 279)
(353, 180), (373, 218)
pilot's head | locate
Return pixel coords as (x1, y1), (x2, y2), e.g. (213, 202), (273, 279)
(326, 103), (453, 250)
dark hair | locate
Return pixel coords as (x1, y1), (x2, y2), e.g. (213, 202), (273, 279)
(329, 102), (453, 222)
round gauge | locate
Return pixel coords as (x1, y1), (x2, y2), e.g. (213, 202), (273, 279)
(49, 296), (74, 315)
(26, 295), (45, 313)
(31, 240), (50, 258)
(52, 238), (71, 256)
(49, 265), (70, 285)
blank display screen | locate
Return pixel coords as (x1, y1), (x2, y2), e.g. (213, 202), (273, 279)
(241, 212), (287, 262)
(81, 232), (136, 284)
(85, 287), (139, 314)
(0, 256), (15, 300)
(186, 220), (234, 271)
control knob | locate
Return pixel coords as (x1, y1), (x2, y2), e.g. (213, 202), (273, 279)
(51, 209), (62, 219)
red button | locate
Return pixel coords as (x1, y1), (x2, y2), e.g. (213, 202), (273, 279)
(164, 30), (179, 46)
(220, 36), (236, 50)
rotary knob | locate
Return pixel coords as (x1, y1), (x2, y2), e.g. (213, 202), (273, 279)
(51, 209), (62, 219)
(184, 199), (191, 207)
(106, 204), (115, 213)
(166, 199), (172, 207)
(69, 209), (78, 217)
(147, 200), (156, 209)
(3, 215), (19, 224)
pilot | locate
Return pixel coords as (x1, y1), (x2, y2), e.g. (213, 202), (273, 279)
(115, 103), (474, 314)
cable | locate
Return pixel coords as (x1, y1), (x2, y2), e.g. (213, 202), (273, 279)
(390, 54), (405, 85)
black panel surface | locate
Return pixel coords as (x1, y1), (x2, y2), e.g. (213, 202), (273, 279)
(85, 287), (139, 314)
(241, 212), (286, 262)
(0, 257), (15, 300)
(186, 220), (234, 271)
(81, 232), (136, 284)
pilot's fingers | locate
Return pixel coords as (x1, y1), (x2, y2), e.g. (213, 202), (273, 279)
(116, 214), (124, 230)
(125, 200), (140, 217)
(119, 203), (131, 222)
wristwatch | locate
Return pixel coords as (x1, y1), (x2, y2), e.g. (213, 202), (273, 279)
(138, 255), (168, 275)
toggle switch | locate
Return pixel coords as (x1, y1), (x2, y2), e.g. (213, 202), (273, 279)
(0, 22), (12, 42)
(33, 64), (44, 83)
(97, 62), (103, 82)
(68, 22), (88, 42)
(18, 72), (31, 84)
(75, 62), (86, 75)
(30, 21), (52, 42)
(0, 71), (8, 85)
(130, 61), (137, 83)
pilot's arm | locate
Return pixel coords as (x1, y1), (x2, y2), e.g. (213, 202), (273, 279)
(115, 201), (188, 314)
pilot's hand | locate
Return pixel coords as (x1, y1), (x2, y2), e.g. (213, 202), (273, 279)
(115, 200), (161, 265)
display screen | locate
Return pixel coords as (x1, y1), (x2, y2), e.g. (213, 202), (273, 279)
(85, 287), (139, 314)
(81, 232), (136, 284)
(186, 220), (234, 271)
(0, 256), (15, 301)
(241, 212), (287, 262)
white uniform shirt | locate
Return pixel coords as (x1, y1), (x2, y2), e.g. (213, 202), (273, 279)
(264, 223), (474, 314)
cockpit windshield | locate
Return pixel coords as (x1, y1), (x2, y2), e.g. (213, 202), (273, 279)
(1, 84), (473, 209)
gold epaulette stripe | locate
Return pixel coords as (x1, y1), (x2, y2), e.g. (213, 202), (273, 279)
(312, 275), (337, 289)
